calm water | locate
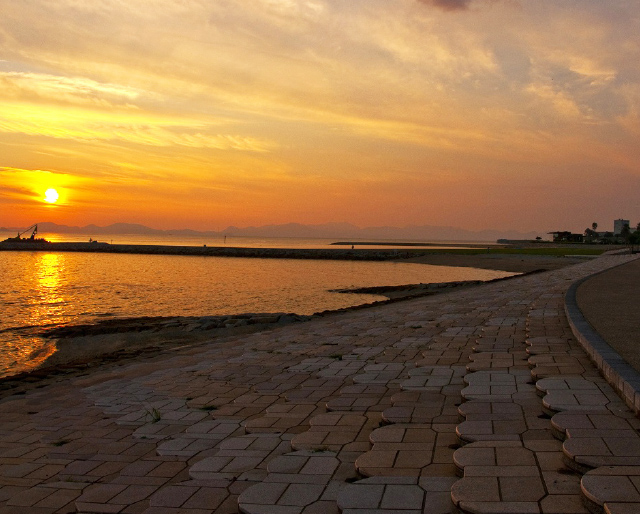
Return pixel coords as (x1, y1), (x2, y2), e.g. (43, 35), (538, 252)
(0, 234), (512, 377)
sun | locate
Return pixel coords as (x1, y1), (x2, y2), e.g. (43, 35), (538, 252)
(44, 188), (59, 203)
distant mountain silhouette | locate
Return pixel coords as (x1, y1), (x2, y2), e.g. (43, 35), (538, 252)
(18, 221), (541, 242)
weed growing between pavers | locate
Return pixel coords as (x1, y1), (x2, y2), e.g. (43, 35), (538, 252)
(145, 407), (162, 423)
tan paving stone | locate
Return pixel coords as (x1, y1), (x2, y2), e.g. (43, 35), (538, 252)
(148, 483), (199, 508)
(1, 255), (639, 513)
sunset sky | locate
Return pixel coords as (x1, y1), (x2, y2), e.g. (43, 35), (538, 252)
(1, 0), (639, 234)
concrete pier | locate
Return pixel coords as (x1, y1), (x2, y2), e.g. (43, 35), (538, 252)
(0, 241), (426, 261)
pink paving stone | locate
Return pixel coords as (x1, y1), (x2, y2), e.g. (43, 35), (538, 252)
(563, 438), (640, 471)
(543, 391), (610, 414)
(457, 501), (541, 513)
(337, 483), (386, 509)
(0, 254), (637, 514)
(33, 488), (82, 509)
(149, 484), (199, 507)
(5, 486), (56, 506)
(380, 484), (425, 509)
(500, 475), (546, 502)
(109, 484), (158, 504)
(382, 405), (440, 424)
(326, 396), (380, 411)
(300, 455), (339, 475)
(120, 460), (163, 476)
(181, 486), (229, 510)
(218, 433), (282, 452)
(536, 377), (601, 394)
(76, 483), (128, 504)
(539, 494), (588, 514)
(605, 504), (640, 514)
(582, 474), (640, 507)
(238, 481), (288, 505)
(451, 476), (501, 503)
(278, 483), (326, 506)
(74, 502), (125, 513)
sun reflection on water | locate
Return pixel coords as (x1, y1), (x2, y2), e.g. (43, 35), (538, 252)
(30, 253), (68, 325)
(0, 250), (514, 378)
(1, 253), (70, 376)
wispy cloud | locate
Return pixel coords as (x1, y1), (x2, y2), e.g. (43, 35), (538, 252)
(0, 72), (144, 108)
(0, 102), (276, 152)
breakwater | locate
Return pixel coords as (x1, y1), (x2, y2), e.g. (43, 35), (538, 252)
(0, 241), (428, 260)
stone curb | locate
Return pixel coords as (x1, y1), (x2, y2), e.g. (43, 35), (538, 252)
(564, 262), (640, 415)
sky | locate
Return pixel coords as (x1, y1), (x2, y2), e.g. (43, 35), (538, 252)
(1, 0), (639, 234)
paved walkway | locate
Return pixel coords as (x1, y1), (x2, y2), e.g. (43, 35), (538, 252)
(1, 253), (639, 514)
(576, 257), (640, 374)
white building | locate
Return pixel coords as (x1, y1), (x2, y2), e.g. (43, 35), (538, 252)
(614, 219), (630, 235)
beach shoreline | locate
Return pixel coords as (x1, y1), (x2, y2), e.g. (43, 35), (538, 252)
(0, 278), (486, 395)
(0, 249), (594, 398)
(0, 250), (580, 394)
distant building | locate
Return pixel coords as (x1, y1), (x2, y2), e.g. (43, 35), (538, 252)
(614, 219), (630, 236)
(548, 231), (584, 243)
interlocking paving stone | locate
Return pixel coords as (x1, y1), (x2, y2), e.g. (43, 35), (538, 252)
(337, 476), (457, 514)
(189, 433), (287, 481)
(400, 365), (459, 390)
(563, 437), (640, 472)
(237, 448), (343, 511)
(355, 424), (436, 476)
(581, 466), (640, 514)
(452, 442), (548, 513)
(550, 412), (640, 441)
(467, 351), (529, 372)
(457, 402), (527, 442)
(290, 413), (367, 452)
(0, 254), (638, 513)
(244, 403), (316, 434)
(461, 370), (534, 401)
(326, 384), (390, 412)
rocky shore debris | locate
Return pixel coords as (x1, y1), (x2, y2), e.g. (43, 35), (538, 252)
(42, 312), (314, 339)
(331, 278), (494, 299)
(40, 280), (508, 341)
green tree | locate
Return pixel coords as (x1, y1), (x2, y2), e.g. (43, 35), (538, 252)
(592, 222), (598, 232)
(621, 223), (631, 244)
(584, 227), (598, 242)
(630, 230), (640, 253)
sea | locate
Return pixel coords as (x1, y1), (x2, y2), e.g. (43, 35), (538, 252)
(0, 232), (513, 378)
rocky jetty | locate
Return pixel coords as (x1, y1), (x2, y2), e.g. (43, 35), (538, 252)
(0, 241), (428, 260)
(332, 278), (486, 296)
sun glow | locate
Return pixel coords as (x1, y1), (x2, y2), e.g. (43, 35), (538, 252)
(44, 188), (59, 203)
